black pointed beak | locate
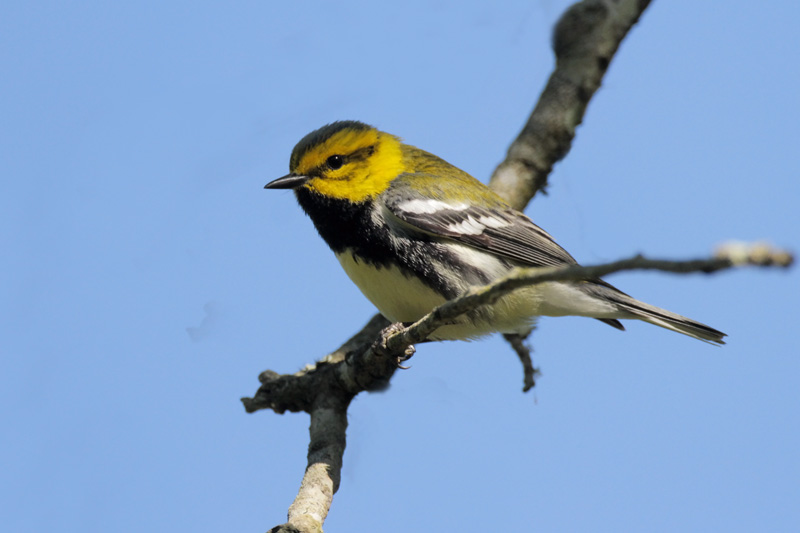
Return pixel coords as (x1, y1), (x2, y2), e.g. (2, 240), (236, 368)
(264, 173), (311, 189)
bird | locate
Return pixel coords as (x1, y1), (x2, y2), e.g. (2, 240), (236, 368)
(265, 120), (726, 344)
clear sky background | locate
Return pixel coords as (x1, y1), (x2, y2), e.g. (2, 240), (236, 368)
(2, 1), (798, 531)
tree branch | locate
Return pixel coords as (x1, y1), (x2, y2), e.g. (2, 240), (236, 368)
(382, 243), (794, 353)
(504, 332), (539, 392)
(246, 244), (794, 415)
(489, 0), (652, 208)
(249, 1), (746, 530)
(247, 242), (792, 531)
(281, 396), (349, 533)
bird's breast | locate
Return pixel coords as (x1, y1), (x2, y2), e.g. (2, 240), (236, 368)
(335, 251), (448, 323)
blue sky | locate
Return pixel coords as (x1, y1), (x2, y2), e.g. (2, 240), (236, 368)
(2, 1), (798, 531)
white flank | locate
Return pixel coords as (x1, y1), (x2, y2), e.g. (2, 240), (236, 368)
(536, 282), (619, 318)
(448, 244), (510, 279)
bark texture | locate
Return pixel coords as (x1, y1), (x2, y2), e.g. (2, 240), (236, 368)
(489, 0), (652, 208)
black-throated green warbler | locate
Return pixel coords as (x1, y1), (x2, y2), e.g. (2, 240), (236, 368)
(266, 121), (725, 344)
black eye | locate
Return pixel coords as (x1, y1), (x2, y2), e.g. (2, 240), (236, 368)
(326, 155), (344, 170)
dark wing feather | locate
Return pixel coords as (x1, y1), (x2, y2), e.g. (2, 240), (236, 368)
(385, 196), (578, 268)
(382, 175), (628, 332)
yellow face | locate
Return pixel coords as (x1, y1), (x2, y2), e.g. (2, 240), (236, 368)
(290, 123), (407, 203)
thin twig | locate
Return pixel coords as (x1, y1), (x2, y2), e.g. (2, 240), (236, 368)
(251, 243), (792, 531)
(384, 245), (793, 352)
(504, 332), (539, 392)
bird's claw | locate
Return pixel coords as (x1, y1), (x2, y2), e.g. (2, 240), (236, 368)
(397, 345), (416, 369)
(375, 323), (416, 368)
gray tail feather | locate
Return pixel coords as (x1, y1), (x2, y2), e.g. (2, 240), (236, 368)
(608, 292), (727, 345)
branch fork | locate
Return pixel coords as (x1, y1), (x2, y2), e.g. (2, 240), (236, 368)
(245, 1), (795, 530)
